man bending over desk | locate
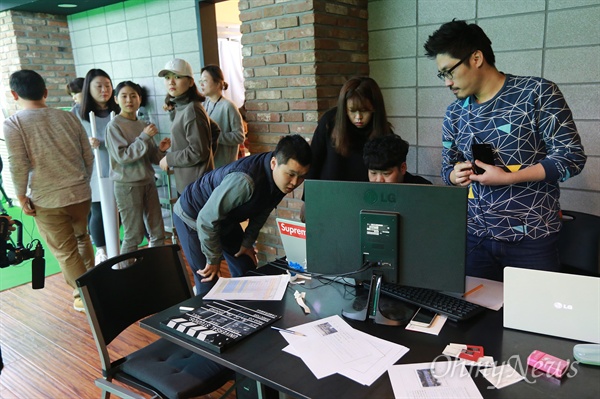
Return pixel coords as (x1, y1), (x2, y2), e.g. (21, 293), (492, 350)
(173, 134), (312, 296)
(363, 134), (432, 185)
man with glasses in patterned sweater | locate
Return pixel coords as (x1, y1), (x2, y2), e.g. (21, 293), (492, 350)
(424, 19), (586, 281)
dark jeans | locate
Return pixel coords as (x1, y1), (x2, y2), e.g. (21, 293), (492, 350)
(88, 201), (106, 247)
(466, 233), (560, 281)
(173, 214), (256, 296)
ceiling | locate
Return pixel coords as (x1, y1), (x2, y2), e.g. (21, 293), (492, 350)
(0, 0), (230, 15)
(0, 0), (125, 15)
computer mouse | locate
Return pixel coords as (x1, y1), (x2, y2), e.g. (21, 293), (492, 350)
(573, 344), (600, 366)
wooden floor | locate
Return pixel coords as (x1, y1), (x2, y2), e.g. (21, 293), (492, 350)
(0, 258), (237, 399)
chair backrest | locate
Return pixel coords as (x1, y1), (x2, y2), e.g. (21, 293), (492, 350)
(77, 244), (192, 347)
(559, 210), (600, 274)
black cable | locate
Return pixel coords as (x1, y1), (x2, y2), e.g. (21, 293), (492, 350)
(269, 258), (384, 279)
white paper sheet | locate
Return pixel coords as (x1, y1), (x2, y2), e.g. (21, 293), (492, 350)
(388, 361), (483, 398)
(281, 315), (409, 386)
(480, 364), (524, 389)
(202, 274), (290, 301)
(463, 276), (504, 311)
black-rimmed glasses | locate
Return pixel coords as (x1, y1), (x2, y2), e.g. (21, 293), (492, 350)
(437, 53), (473, 81)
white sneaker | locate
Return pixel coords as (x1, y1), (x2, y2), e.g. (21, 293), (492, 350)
(73, 298), (85, 312)
(95, 250), (108, 265)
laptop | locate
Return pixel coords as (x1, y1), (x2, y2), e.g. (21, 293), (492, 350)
(276, 218), (307, 272)
(504, 267), (600, 343)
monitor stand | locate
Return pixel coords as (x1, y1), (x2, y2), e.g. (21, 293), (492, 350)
(342, 271), (415, 326)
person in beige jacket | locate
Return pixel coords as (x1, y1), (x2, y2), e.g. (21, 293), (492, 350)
(4, 70), (94, 312)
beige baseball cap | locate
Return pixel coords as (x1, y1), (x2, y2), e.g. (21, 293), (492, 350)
(158, 58), (193, 78)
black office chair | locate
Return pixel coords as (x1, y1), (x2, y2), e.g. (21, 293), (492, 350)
(76, 244), (234, 399)
(558, 210), (600, 275)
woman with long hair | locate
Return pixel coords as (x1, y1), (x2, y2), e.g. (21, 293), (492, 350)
(72, 68), (120, 264)
(300, 76), (394, 221)
(306, 76), (394, 182)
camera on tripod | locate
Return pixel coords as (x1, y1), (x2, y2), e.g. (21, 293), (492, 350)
(0, 215), (45, 289)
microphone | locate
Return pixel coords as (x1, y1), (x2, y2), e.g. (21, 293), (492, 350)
(31, 243), (45, 289)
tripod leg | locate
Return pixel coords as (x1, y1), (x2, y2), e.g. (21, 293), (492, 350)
(0, 183), (12, 208)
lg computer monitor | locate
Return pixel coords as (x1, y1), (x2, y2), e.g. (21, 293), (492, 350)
(304, 180), (468, 294)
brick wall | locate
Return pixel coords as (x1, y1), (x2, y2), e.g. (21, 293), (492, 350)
(239, 0), (369, 262)
(0, 10), (75, 115)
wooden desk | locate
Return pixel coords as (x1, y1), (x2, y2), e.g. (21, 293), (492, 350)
(140, 276), (600, 399)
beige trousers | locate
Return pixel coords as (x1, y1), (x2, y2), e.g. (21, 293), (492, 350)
(33, 200), (94, 299)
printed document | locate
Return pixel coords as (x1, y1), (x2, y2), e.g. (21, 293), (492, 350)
(388, 361), (483, 398)
(203, 274), (290, 301)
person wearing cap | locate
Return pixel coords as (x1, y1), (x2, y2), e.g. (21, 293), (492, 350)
(158, 58), (215, 194)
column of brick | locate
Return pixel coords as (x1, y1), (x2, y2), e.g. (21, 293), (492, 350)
(239, 0), (369, 262)
(0, 10), (75, 115)
(0, 11), (20, 115)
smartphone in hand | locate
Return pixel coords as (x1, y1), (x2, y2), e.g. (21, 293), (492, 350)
(471, 143), (494, 174)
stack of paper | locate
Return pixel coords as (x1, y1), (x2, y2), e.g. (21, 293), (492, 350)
(278, 315), (409, 386)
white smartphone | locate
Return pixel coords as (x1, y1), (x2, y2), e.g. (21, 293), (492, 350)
(410, 308), (437, 327)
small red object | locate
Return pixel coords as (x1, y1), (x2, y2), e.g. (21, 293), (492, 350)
(458, 345), (484, 361)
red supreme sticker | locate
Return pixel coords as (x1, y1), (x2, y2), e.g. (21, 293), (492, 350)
(278, 222), (306, 239)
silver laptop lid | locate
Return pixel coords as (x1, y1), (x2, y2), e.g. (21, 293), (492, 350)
(276, 218), (307, 272)
(504, 267), (600, 343)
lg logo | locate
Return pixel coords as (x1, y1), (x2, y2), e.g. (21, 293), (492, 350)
(554, 302), (573, 310)
(364, 190), (397, 204)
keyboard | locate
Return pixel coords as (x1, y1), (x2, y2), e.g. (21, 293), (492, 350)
(380, 282), (485, 322)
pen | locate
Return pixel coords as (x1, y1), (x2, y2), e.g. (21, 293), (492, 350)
(462, 284), (484, 298)
(271, 326), (306, 337)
